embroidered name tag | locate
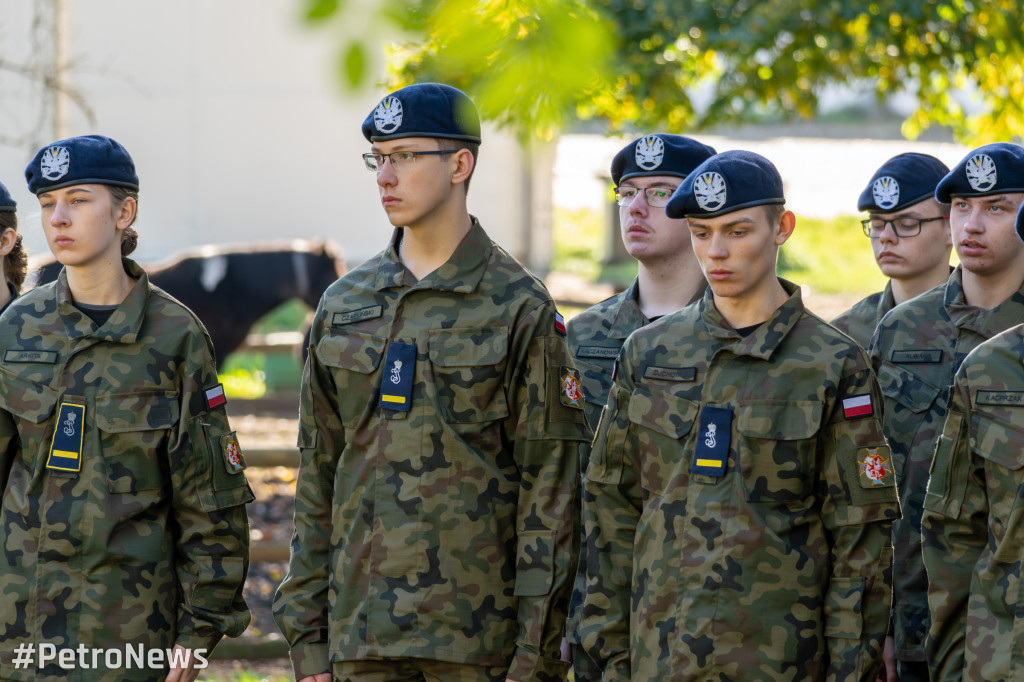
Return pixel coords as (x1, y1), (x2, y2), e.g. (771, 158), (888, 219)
(891, 349), (942, 364)
(576, 345), (621, 360)
(4, 350), (58, 364)
(379, 341), (416, 412)
(857, 446), (895, 488)
(644, 366), (697, 382)
(976, 390), (1024, 407)
(332, 305), (384, 326)
(692, 405), (732, 477)
(46, 402), (85, 472)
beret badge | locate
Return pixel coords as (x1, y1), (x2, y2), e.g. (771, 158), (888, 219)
(872, 176), (900, 210)
(41, 146), (70, 181)
(374, 96), (404, 134)
(635, 135), (665, 171)
(966, 154), (997, 192)
(694, 172), (727, 212)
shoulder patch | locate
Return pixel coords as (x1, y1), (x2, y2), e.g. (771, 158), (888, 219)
(554, 312), (566, 336)
(221, 432), (246, 474)
(559, 366), (583, 408)
(205, 383), (227, 409)
(842, 394), (874, 420)
(857, 446), (894, 488)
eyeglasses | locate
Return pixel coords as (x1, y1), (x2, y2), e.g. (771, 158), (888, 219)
(362, 150), (455, 172)
(613, 186), (677, 208)
(861, 215), (949, 238)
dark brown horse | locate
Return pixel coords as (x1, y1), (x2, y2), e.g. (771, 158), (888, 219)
(27, 240), (346, 366)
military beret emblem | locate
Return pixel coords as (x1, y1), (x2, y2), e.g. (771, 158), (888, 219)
(41, 146), (70, 181)
(635, 135), (665, 170)
(966, 153), (997, 192)
(374, 96), (404, 134)
(872, 176), (899, 210)
(694, 171), (727, 212)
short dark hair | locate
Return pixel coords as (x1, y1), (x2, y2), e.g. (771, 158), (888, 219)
(106, 185), (140, 257)
(437, 138), (479, 194)
(763, 203), (787, 226)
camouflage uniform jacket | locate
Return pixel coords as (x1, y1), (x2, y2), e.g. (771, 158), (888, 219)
(921, 326), (1024, 680)
(273, 220), (590, 682)
(581, 280), (898, 682)
(868, 267), (1024, 663)
(0, 259), (253, 682)
(831, 282), (895, 350)
(564, 277), (705, 662)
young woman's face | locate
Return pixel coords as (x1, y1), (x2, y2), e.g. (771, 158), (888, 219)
(38, 184), (128, 269)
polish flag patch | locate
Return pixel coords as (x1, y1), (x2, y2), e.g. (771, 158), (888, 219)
(554, 312), (566, 336)
(842, 394), (873, 419)
(205, 383), (227, 409)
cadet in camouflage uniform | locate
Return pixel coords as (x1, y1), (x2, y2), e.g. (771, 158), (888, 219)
(564, 133), (714, 680)
(273, 84), (589, 682)
(831, 153), (952, 350)
(868, 142), (1024, 682)
(0, 180), (28, 315)
(0, 136), (252, 682)
(581, 151), (898, 681)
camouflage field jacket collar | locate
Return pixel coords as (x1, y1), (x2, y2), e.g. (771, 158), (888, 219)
(607, 278), (648, 338)
(374, 217), (492, 293)
(944, 265), (1024, 336)
(699, 278), (804, 361)
(55, 257), (150, 344)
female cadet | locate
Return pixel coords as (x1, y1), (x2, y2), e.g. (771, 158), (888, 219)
(0, 179), (27, 314)
(0, 135), (253, 682)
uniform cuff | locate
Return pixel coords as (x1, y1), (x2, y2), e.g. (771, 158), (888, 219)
(289, 642), (331, 679)
(507, 645), (570, 682)
(173, 633), (222, 660)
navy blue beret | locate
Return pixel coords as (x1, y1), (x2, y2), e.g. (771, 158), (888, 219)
(26, 135), (138, 195)
(935, 142), (1024, 203)
(611, 134), (717, 186)
(858, 153), (950, 212)
(362, 83), (481, 144)
(666, 150), (785, 219)
(0, 180), (14, 213)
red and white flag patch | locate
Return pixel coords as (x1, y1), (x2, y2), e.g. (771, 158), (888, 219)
(205, 383), (227, 409)
(842, 394), (873, 419)
(554, 311), (566, 336)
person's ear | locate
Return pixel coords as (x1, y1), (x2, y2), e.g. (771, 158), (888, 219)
(451, 149), (474, 186)
(0, 227), (17, 256)
(775, 210), (795, 246)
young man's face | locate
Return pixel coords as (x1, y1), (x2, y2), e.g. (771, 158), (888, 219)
(370, 136), (462, 229)
(687, 205), (793, 301)
(867, 197), (951, 280)
(618, 175), (691, 264)
(950, 192), (1024, 277)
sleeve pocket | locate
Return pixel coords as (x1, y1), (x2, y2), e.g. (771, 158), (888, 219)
(513, 529), (555, 597)
(824, 575), (865, 639)
(923, 411), (967, 519)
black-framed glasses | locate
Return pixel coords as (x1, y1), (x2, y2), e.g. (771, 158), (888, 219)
(613, 186), (677, 208)
(362, 150), (455, 172)
(861, 215), (949, 238)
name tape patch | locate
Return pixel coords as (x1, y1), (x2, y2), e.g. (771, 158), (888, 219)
(691, 405), (732, 477)
(46, 402), (85, 472)
(332, 305), (384, 326)
(643, 366), (697, 383)
(576, 345), (621, 360)
(379, 341), (416, 412)
(976, 390), (1024, 407)
(891, 349), (942, 364)
(4, 349), (58, 364)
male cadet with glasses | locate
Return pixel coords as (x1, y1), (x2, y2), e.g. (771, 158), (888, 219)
(564, 133), (715, 680)
(868, 142), (1024, 682)
(580, 150), (897, 681)
(274, 83), (590, 682)
(922, 201), (1024, 682)
(831, 153), (953, 349)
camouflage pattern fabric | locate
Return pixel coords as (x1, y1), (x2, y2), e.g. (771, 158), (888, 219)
(564, 277), (704, 681)
(580, 280), (898, 681)
(921, 325), (1024, 680)
(0, 259), (253, 682)
(868, 266), (1024, 664)
(273, 220), (589, 682)
(830, 281), (895, 350)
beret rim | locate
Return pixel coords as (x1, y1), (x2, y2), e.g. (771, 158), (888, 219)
(675, 197), (786, 220)
(617, 170), (690, 184)
(938, 185), (1024, 203)
(0, 206), (15, 213)
(31, 177), (140, 195)
(858, 190), (946, 213)
(368, 131), (482, 144)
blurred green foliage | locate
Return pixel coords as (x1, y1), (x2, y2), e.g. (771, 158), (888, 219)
(300, 0), (1023, 143)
